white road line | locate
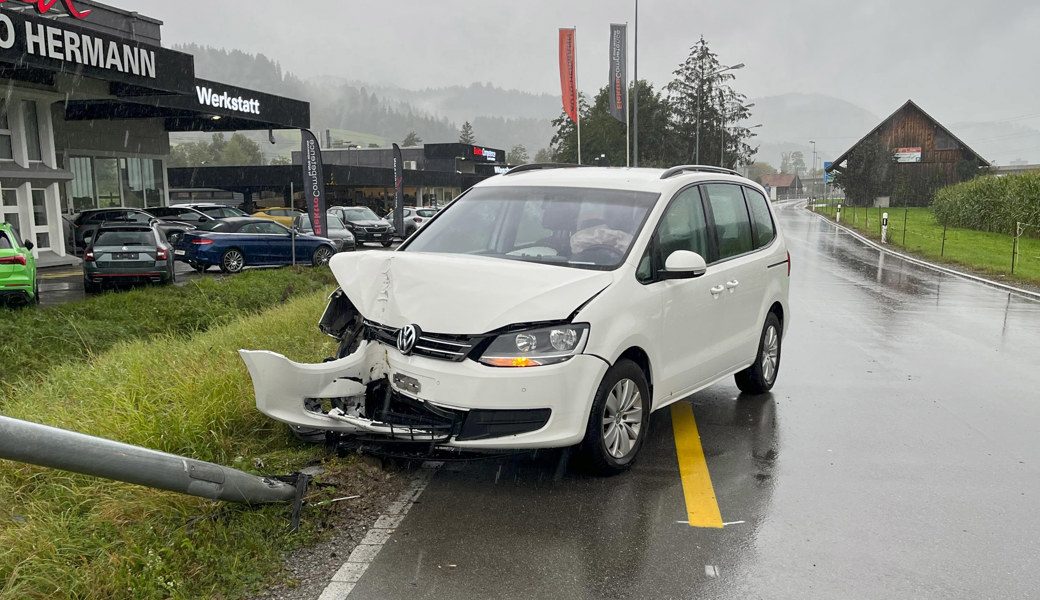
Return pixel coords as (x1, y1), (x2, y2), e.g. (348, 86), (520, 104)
(316, 461), (442, 600)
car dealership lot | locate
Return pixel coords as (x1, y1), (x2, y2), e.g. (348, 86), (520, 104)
(325, 205), (1040, 600)
(36, 242), (400, 307)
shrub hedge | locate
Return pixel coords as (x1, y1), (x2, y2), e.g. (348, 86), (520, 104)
(932, 172), (1040, 234)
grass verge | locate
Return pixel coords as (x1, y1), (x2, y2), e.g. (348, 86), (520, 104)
(0, 289), (385, 600)
(0, 267), (337, 392)
(813, 205), (1040, 286)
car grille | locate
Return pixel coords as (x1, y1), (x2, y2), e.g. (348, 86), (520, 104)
(363, 226), (390, 233)
(364, 320), (479, 362)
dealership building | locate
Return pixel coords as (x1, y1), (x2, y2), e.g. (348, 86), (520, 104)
(0, 0), (309, 265)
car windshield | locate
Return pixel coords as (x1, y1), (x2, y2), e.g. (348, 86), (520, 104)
(95, 230), (154, 246)
(403, 186), (658, 270)
(340, 208), (379, 221)
(416, 209), (438, 217)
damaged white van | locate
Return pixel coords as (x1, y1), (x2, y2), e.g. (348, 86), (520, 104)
(240, 165), (790, 474)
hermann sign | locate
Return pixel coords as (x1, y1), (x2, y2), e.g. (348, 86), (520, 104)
(0, 5), (194, 93)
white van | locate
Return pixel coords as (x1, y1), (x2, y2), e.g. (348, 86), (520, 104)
(240, 165), (790, 473)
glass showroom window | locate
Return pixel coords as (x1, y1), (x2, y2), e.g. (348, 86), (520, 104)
(0, 100), (13, 161)
(22, 101), (42, 162)
(31, 189), (50, 250)
(69, 156), (96, 212)
(1, 189), (20, 234)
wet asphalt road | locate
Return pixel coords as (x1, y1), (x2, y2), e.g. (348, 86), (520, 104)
(346, 205), (1040, 599)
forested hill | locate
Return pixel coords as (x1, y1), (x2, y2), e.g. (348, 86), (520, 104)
(173, 44), (555, 156)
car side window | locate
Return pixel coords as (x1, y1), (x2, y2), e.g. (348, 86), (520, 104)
(129, 211), (151, 224)
(258, 222), (286, 235)
(0, 231), (11, 249)
(638, 186), (709, 283)
(744, 187), (776, 249)
(705, 184), (754, 260)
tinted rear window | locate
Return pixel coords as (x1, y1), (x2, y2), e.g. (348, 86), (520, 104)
(95, 231), (154, 246)
(416, 209), (438, 217)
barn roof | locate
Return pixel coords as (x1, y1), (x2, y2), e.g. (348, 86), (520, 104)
(825, 99), (990, 171)
(761, 174), (799, 188)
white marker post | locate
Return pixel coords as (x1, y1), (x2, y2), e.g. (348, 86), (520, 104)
(882, 212), (889, 244)
(836, 204), (841, 224)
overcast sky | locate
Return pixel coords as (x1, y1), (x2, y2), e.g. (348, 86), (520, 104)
(121, 1), (1040, 133)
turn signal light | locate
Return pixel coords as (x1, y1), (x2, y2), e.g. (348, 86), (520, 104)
(482, 357), (541, 368)
(0, 255), (27, 266)
(84, 249), (95, 262)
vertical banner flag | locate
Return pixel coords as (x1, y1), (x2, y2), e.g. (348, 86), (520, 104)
(392, 143), (405, 236)
(301, 129), (327, 238)
(559, 28), (578, 123)
(608, 24), (627, 123)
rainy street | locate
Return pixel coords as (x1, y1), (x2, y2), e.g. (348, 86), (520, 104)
(340, 204), (1040, 599)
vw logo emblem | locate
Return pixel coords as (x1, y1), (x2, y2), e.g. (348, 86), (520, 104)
(397, 324), (420, 355)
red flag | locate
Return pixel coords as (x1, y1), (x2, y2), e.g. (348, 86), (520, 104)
(559, 28), (578, 123)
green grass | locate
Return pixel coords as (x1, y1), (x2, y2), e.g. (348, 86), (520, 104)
(0, 289), (359, 600)
(0, 267), (337, 393)
(812, 205), (1040, 285)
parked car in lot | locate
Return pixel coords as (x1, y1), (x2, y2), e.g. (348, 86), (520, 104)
(385, 206), (440, 238)
(174, 217), (337, 273)
(147, 206), (216, 225)
(240, 164), (791, 474)
(292, 213), (357, 252)
(83, 221), (176, 293)
(171, 204), (248, 219)
(0, 223), (37, 306)
(328, 206), (394, 247)
(251, 207), (303, 228)
(71, 208), (201, 252)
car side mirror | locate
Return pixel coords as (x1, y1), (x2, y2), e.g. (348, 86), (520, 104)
(660, 250), (707, 280)
(199, 217), (208, 223)
(84, 233), (94, 244)
(24, 240), (34, 251)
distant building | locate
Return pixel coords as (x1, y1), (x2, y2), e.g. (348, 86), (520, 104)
(759, 174), (803, 199)
(825, 100), (989, 207)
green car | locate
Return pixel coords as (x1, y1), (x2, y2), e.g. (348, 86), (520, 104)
(0, 222), (38, 306)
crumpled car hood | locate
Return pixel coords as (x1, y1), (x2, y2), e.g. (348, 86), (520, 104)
(328, 251), (613, 334)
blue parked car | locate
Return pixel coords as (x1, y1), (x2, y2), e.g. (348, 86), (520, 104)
(174, 217), (337, 273)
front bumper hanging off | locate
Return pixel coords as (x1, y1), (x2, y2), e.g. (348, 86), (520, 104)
(239, 343), (556, 446)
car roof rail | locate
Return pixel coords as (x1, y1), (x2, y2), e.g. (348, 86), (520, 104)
(660, 165), (741, 179)
(505, 163), (590, 175)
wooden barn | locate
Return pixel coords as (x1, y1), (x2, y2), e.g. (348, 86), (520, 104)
(825, 100), (990, 207)
(760, 174), (803, 200)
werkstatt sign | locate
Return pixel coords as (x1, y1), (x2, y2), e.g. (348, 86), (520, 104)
(0, 6), (194, 93)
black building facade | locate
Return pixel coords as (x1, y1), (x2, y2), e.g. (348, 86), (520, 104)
(0, 0), (309, 264)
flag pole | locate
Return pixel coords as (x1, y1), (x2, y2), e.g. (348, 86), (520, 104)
(626, 21), (630, 167)
(632, 0), (639, 167)
(575, 25), (582, 165)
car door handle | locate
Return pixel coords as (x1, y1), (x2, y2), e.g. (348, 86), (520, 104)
(726, 280), (740, 290)
(710, 285), (726, 297)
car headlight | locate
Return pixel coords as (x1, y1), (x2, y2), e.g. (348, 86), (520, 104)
(478, 323), (590, 367)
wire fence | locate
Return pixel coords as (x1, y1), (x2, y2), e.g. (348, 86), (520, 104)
(809, 201), (1040, 284)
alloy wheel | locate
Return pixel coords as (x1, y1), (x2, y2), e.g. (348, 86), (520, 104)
(602, 378), (644, 459)
(761, 325), (779, 384)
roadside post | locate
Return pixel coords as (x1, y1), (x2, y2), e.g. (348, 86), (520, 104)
(836, 204), (841, 224)
(1012, 221), (1021, 274)
(882, 212), (889, 244)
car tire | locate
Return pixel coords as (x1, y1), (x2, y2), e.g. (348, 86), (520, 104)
(33, 279), (40, 304)
(84, 277), (100, 294)
(220, 249), (245, 274)
(381, 240), (393, 248)
(734, 312), (782, 395)
(312, 245), (334, 266)
(578, 359), (650, 475)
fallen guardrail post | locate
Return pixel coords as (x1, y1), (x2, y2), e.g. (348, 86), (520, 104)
(0, 415), (301, 505)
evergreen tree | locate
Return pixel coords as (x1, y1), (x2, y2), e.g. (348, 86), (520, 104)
(459, 121), (476, 144)
(507, 144), (530, 165)
(401, 131), (423, 147)
(665, 37), (755, 168)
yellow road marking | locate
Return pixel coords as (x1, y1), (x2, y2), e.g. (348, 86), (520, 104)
(40, 268), (82, 279)
(671, 402), (724, 528)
